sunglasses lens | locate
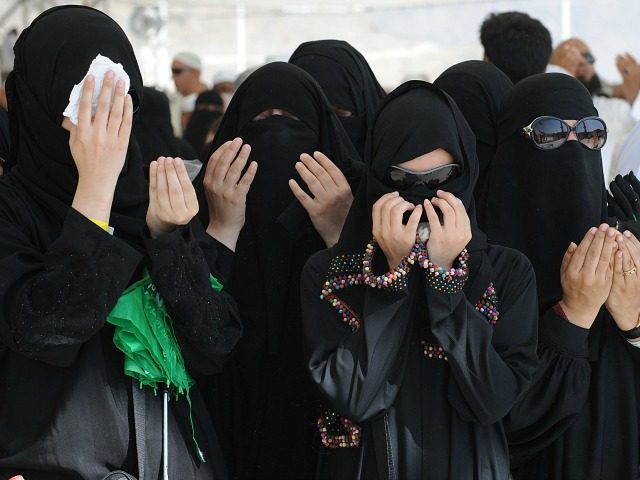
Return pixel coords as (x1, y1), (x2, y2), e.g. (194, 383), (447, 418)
(171, 68), (185, 75)
(531, 117), (570, 150)
(575, 118), (607, 150)
(387, 165), (460, 189)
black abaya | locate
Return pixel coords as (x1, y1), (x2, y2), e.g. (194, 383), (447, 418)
(300, 81), (539, 479)
(195, 62), (362, 480)
(484, 73), (640, 479)
(0, 6), (241, 479)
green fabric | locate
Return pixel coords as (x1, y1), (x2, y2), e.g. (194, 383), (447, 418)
(107, 272), (223, 462)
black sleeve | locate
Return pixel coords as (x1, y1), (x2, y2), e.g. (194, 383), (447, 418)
(301, 250), (412, 423)
(426, 253), (540, 426)
(504, 307), (591, 467)
(0, 208), (142, 367)
(194, 221), (234, 286)
(144, 220), (242, 376)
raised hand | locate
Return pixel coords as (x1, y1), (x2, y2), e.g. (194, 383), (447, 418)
(146, 157), (199, 238)
(203, 137), (257, 251)
(606, 230), (640, 331)
(549, 43), (584, 76)
(423, 190), (472, 269)
(559, 224), (617, 328)
(288, 151), (353, 247)
(372, 192), (422, 270)
(69, 71), (133, 223)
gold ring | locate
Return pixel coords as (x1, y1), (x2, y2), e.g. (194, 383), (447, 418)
(623, 265), (637, 276)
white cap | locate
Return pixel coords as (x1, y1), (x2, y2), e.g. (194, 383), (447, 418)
(173, 51), (202, 71)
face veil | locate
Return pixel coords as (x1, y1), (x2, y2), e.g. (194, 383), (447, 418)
(484, 73), (607, 311)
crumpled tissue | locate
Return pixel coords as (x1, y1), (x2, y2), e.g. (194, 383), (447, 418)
(63, 54), (130, 125)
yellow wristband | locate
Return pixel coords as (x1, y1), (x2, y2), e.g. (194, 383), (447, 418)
(89, 218), (110, 232)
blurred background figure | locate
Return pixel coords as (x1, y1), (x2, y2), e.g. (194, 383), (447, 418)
(183, 89), (224, 160)
(212, 71), (237, 112)
(171, 51), (208, 133)
(479, 11), (552, 84)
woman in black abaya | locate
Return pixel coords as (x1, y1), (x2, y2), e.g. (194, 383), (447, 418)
(0, 6), (242, 479)
(300, 81), (539, 479)
(289, 40), (385, 157)
(484, 73), (640, 479)
(434, 60), (512, 227)
(183, 89), (224, 158)
(196, 62), (362, 479)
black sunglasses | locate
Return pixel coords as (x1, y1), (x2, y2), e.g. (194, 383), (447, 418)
(171, 67), (191, 76)
(522, 116), (607, 151)
(582, 51), (596, 65)
(386, 163), (460, 190)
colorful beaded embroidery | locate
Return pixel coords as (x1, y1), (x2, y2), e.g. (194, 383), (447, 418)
(421, 248), (469, 294)
(362, 238), (421, 292)
(421, 341), (448, 361)
(320, 254), (365, 331)
(317, 407), (362, 449)
(475, 283), (499, 325)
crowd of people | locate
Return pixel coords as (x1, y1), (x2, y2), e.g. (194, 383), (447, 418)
(1, 4), (640, 480)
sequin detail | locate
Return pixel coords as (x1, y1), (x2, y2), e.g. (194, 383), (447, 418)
(475, 283), (499, 325)
(317, 407), (362, 448)
(421, 341), (448, 361)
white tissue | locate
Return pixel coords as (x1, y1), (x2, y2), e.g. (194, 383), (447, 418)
(417, 222), (431, 243)
(62, 54), (131, 125)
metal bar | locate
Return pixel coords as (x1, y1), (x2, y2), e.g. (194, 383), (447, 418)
(163, 389), (169, 480)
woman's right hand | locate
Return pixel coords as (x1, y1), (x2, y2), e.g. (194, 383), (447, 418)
(203, 137), (257, 251)
(69, 71), (133, 222)
(559, 224), (618, 328)
(372, 192), (422, 270)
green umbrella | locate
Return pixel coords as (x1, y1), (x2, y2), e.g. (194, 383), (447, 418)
(107, 272), (223, 478)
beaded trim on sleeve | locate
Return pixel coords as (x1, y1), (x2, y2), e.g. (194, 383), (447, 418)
(362, 239), (421, 292)
(421, 248), (469, 294)
(318, 407), (362, 449)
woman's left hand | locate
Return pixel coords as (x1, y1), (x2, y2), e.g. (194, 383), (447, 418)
(605, 230), (640, 330)
(424, 190), (472, 269)
(146, 157), (199, 238)
(289, 151), (353, 247)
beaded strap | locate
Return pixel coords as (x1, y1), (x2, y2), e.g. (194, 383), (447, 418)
(421, 248), (469, 294)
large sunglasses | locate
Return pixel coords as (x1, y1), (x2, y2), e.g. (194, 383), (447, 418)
(171, 67), (191, 76)
(522, 116), (607, 151)
(386, 163), (460, 190)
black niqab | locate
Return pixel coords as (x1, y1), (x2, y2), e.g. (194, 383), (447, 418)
(484, 73), (607, 312)
(0, 108), (9, 166)
(5, 5), (147, 237)
(183, 90), (223, 157)
(434, 60), (513, 226)
(289, 39), (386, 156)
(196, 62), (362, 479)
(132, 86), (197, 175)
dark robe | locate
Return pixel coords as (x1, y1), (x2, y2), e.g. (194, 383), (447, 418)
(300, 81), (539, 479)
(484, 73), (640, 479)
(289, 39), (386, 157)
(183, 90), (223, 158)
(0, 6), (241, 479)
(433, 60), (513, 229)
(194, 62), (362, 480)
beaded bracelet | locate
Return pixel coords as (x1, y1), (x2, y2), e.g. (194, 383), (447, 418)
(362, 238), (422, 292)
(420, 248), (469, 294)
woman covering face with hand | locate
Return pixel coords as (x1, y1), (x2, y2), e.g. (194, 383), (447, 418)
(195, 62), (362, 480)
(300, 81), (539, 479)
(0, 6), (241, 479)
(487, 73), (640, 480)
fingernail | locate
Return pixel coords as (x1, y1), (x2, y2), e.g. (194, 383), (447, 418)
(600, 223), (609, 231)
(86, 74), (94, 83)
(624, 230), (632, 237)
(106, 70), (114, 79)
(608, 229), (616, 237)
(589, 227), (597, 234)
(116, 79), (124, 89)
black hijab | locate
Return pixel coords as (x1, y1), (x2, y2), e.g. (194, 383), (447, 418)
(434, 60), (513, 226)
(333, 80), (492, 319)
(194, 61), (361, 353)
(183, 90), (223, 158)
(289, 39), (386, 157)
(5, 5), (147, 237)
(132, 86), (196, 176)
(484, 73), (607, 312)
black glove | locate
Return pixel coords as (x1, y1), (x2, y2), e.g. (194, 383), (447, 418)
(609, 173), (640, 220)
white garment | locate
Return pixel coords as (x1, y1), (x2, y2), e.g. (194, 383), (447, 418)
(613, 120), (640, 178)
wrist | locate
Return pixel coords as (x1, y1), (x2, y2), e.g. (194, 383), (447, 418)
(206, 223), (241, 252)
(72, 182), (115, 223)
(558, 298), (598, 329)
